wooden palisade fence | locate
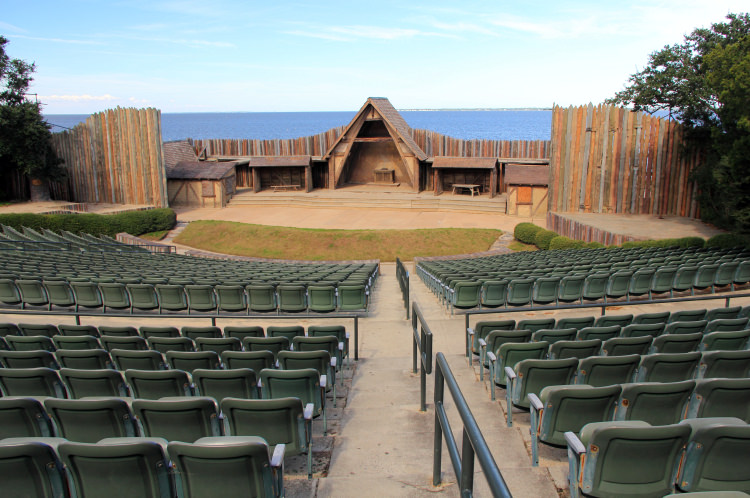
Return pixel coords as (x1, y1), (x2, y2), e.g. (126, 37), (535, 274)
(191, 129), (550, 160)
(50, 108), (168, 207)
(549, 104), (701, 217)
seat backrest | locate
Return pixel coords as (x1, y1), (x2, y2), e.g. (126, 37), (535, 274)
(0, 350), (59, 369)
(59, 368), (129, 398)
(57, 324), (99, 338)
(195, 337), (242, 354)
(221, 350), (275, 371)
(215, 285), (247, 312)
(575, 421), (690, 498)
(485, 329), (532, 355)
(154, 284), (188, 312)
(699, 350), (750, 379)
(650, 332), (703, 354)
(0, 397), (56, 438)
(676, 419), (750, 493)
(181, 326), (222, 341)
(97, 325), (138, 337)
(267, 326), (304, 343)
(632, 311), (670, 325)
(45, 398), (139, 442)
(703, 317), (749, 333)
(576, 325), (621, 342)
(0, 440), (70, 498)
(538, 384), (622, 445)
(704, 305), (741, 322)
(125, 369), (193, 399)
(133, 397), (222, 442)
(0, 367), (67, 398)
(99, 335), (148, 352)
(594, 314), (634, 328)
(259, 368), (322, 416)
(516, 318), (555, 333)
(224, 326), (264, 341)
(165, 351), (221, 373)
(700, 329), (750, 352)
(668, 308), (707, 323)
(555, 316), (595, 331)
(614, 380), (695, 425)
(221, 397), (306, 455)
(664, 320), (707, 335)
(510, 357), (579, 409)
(139, 326), (180, 339)
(147, 336), (196, 354)
(636, 352), (701, 382)
(18, 323), (58, 338)
(59, 440), (174, 497)
(52, 335), (101, 351)
(548, 339), (602, 360)
(242, 337), (290, 359)
(601, 336), (653, 356)
(109, 349), (166, 371)
(167, 437), (280, 498)
(687, 378), (750, 421)
(576, 354), (640, 387)
(193, 369), (259, 404)
(531, 328), (577, 345)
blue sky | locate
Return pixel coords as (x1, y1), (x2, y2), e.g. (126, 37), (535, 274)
(2, 0), (747, 114)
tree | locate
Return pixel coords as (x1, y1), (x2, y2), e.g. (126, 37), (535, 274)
(607, 13), (750, 232)
(0, 35), (64, 199)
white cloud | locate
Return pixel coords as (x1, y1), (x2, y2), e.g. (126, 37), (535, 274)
(41, 94), (118, 102)
(10, 34), (103, 45)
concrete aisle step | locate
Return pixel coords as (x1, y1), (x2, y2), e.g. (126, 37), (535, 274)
(316, 263), (560, 497)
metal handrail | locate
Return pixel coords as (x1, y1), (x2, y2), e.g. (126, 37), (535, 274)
(433, 352), (512, 497)
(411, 301), (433, 411)
(0, 240), (74, 251)
(0, 308), (361, 360)
(396, 258), (410, 319)
(460, 291), (750, 356)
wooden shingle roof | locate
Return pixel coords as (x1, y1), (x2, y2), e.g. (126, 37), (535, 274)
(431, 157), (497, 169)
(246, 156), (311, 167)
(324, 97), (427, 161)
(163, 140), (199, 169)
(166, 161), (236, 180)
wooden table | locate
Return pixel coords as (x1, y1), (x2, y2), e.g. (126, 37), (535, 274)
(451, 184), (481, 197)
(374, 168), (395, 184)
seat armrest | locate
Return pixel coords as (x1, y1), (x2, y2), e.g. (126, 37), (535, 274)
(487, 351), (497, 363)
(320, 374), (327, 389)
(504, 367), (516, 383)
(564, 431), (586, 455)
(528, 393), (543, 412)
(478, 338), (486, 348)
(303, 403), (314, 420)
(271, 443), (286, 467)
(467, 327), (475, 337)
(330, 357), (337, 368)
(338, 342), (344, 351)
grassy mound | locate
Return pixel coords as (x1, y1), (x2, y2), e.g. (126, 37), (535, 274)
(175, 221), (502, 261)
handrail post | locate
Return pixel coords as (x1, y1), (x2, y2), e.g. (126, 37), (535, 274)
(432, 363), (445, 487)
(412, 301), (433, 412)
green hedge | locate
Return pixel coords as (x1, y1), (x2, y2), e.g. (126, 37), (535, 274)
(534, 229), (559, 250)
(705, 233), (750, 249)
(621, 237), (706, 249)
(514, 222), (543, 244)
(549, 236), (586, 250)
(0, 208), (176, 237)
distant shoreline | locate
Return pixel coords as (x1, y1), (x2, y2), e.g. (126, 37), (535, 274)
(399, 108), (553, 112)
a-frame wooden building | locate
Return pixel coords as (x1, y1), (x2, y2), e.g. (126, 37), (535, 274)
(323, 98), (428, 191)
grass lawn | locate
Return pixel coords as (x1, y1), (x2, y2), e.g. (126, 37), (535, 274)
(175, 220), (502, 261)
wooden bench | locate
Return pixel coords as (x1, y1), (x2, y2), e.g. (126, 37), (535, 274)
(451, 184), (481, 197)
(271, 185), (302, 192)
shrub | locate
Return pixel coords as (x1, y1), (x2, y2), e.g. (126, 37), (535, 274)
(514, 222), (543, 244)
(675, 236), (705, 248)
(534, 229), (559, 250)
(586, 241), (605, 249)
(706, 232), (750, 249)
(549, 236), (586, 250)
(0, 208), (176, 237)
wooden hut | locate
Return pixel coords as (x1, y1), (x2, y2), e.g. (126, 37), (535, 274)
(166, 161), (236, 208)
(431, 157), (499, 197)
(504, 164), (549, 216)
(244, 156), (313, 192)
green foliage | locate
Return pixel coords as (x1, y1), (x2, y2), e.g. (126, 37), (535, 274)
(534, 229), (559, 250)
(549, 236), (586, 250)
(0, 36), (65, 195)
(514, 222), (544, 244)
(620, 237), (705, 249)
(0, 208), (175, 237)
(586, 241), (605, 249)
(705, 232), (750, 248)
(607, 13), (750, 233)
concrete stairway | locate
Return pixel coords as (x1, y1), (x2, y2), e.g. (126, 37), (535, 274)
(228, 188), (507, 214)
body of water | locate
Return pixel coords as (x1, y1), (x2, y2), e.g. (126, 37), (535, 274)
(45, 109), (552, 142)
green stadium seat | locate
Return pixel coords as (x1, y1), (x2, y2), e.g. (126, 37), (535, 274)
(613, 380), (695, 425)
